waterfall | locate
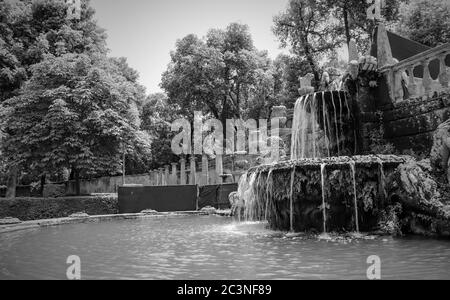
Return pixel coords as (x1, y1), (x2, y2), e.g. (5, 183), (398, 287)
(300, 95), (309, 159)
(289, 167), (296, 232)
(291, 94), (319, 160)
(264, 169), (274, 221)
(311, 95), (317, 158)
(290, 96), (303, 160)
(243, 172), (258, 221)
(320, 163), (327, 233)
(338, 92), (344, 150)
(331, 92), (340, 156)
(290, 91), (354, 160)
(378, 158), (388, 200)
(349, 161), (360, 233)
(322, 92), (331, 157)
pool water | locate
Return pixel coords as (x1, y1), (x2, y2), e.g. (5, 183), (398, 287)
(0, 215), (449, 280)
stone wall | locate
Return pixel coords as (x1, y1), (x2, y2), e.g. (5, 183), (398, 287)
(0, 195), (118, 221)
(65, 174), (153, 195)
(382, 91), (450, 156)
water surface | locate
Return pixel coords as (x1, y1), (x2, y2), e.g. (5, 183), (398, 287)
(0, 215), (449, 280)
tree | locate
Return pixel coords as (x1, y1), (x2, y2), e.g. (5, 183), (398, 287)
(326, 0), (403, 51)
(273, 0), (343, 87)
(0, 0), (28, 102)
(0, 0), (151, 193)
(395, 0), (450, 47)
(2, 53), (150, 195)
(141, 93), (181, 169)
(161, 23), (275, 124)
(272, 53), (313, 107)
(0, 0), (107, 103)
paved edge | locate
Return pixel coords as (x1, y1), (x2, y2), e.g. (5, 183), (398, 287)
(0, 210), (232, 234)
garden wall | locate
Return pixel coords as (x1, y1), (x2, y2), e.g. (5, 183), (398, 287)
(358, 90), (450, 157)
(198, 184), (238, 210)
(382, 91), (450, 156)
(118, 186), (198, 213)
(0, 194), (118, 221)
(65, 174), (153, 195)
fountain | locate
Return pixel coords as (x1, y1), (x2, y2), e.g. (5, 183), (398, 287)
(291, 91), (355, 160)
(320, 163), (327, 234)
(234, 54), (450, 236)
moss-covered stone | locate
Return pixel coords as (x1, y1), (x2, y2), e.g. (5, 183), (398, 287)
(237, 155), (450, 237)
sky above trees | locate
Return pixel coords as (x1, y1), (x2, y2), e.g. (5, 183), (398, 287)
(90, 0), (290, 94)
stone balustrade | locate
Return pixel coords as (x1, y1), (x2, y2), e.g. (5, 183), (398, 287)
(380, 43), (450, 103)
(148, 155), (245, 187)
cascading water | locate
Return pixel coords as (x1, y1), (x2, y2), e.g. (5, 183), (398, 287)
(378, 157), (388, 200)
(349, 161), (360, 233)
(331, 92), (340, 156)
(290, 91), (355, 160)
(320, 163), (328, 234)
(236, 155), (407, 233)
(234, 90), (389, 233)
(264, 169), (274, 221)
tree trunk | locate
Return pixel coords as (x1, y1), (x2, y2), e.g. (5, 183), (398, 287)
(5, 166), (17, 199)
(343, 5), (351, 47)
(303, 36), (321, 90)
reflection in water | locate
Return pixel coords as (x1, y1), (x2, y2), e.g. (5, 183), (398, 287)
(0, 216), (449, 280)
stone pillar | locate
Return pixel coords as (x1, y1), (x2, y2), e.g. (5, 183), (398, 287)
(171, 163), (178, 185)
(376, 24), (394, 68)
(201, 154), (209, 186)
(153, 170), (159, 186)
(215, 155), (223, 185)
(377, 23), (395, 104)
(158, 168), (164, 186)
(180, 158), (187, 185)
(189, 157), (197, 185)
(149, 170), (155, 186)
(164, 166), (170, 186)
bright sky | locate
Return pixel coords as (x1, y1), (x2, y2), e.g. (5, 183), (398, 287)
(90, 0), (290, 95)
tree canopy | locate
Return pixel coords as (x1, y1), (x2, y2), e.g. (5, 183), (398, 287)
(395, 0), (450, 47)
(2, 53), (149, 179)
(0, 0), (149, 192)
(161, 23), (280, 123)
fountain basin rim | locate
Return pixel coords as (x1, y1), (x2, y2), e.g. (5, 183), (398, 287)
(248, 155), (408, 174)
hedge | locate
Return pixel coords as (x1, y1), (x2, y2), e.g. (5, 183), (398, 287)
(0, 194), (118, 221)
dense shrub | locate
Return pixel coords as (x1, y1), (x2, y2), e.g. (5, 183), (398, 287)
(0, 195), (118, 221)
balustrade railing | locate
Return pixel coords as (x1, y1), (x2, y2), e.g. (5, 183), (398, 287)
(147, 155), (245, 187)
(380, 43), (450, 103)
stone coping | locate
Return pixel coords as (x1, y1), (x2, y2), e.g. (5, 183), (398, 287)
(249, 155), (407, 173)
(0, 210), (232, 235)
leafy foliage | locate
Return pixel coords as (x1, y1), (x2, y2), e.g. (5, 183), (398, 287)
(3, 53), (149, 179)
(161, 23), (280, 122)
(395, 0), (450, 47)
(141, 93), (180, 169)
(0, 0), (149, 189)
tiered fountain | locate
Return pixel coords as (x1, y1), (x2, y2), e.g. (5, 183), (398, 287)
(235, 28), (450, 237)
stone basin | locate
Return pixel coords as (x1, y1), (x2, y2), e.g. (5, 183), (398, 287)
(238, 155), (450, 235)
